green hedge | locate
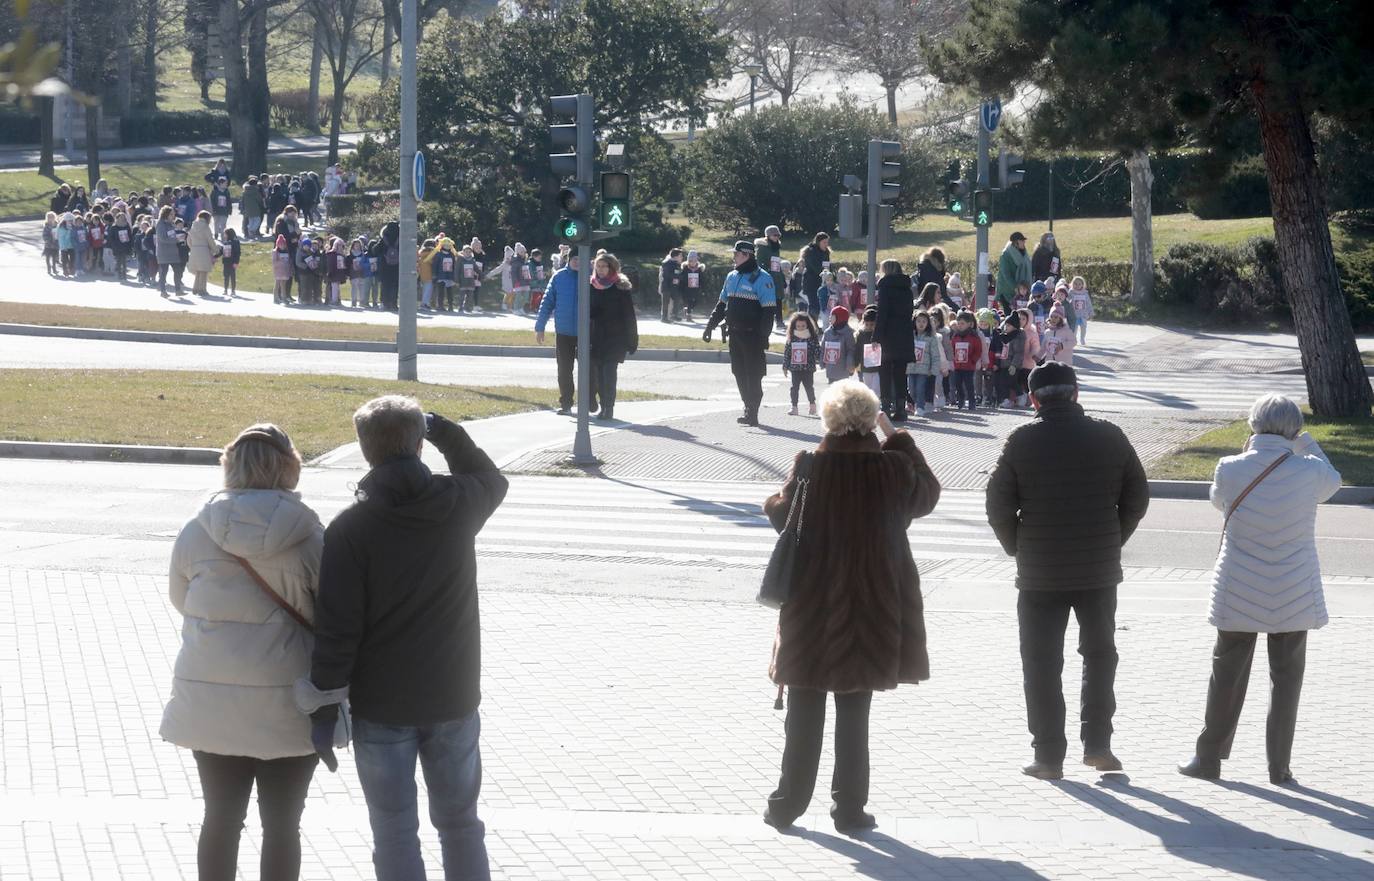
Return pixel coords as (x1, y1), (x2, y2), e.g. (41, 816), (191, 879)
(0, 110), (40, 145)
(119, 111), (232, 146)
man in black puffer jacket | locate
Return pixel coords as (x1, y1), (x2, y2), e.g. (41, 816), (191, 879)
(308, 395), (507, 878)
(986, 362), (1149, 781)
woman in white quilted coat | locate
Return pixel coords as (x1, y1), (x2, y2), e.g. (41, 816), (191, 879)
(160, 423), (324, 881)
(1179, 394), (1341, 786)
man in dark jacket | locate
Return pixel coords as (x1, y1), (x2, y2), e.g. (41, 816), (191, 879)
(985, 362), (1149, 780)
(309, 395), (507, 879)
(658, 247), (683, 322)
(704, 240), (777, 426)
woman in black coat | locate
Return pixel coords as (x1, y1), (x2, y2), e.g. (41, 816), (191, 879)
(873, 259), (915, 421)
(799, 232), (832, 315)
(914, 247), (947, 304)
(589, 252), (639, 421)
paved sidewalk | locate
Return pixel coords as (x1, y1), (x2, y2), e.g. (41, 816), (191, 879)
(0, 132), (367, 171)
(1, 565), (1371, 880)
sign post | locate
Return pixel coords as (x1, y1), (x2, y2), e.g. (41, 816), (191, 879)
(397, 0), (418, 381)
(974, 98), (999, 311)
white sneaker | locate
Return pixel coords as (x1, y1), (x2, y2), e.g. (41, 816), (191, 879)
(788, 405), (799, 416)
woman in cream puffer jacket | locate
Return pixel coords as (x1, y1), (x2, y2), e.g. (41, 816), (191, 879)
(160, 423), (323, 881)
(1178, 394), (1342, 787)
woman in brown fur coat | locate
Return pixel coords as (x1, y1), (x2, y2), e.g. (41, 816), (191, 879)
(762, 379), (941, 833)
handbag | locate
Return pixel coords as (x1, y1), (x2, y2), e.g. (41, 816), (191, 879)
(758, 453), (814, 609)
(229, 553), (352, 748)
(1217, 450), (1292, 553)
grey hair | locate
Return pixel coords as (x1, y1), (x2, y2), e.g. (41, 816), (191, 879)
(1248, 393), (1303, 440)
(354, 395), (426, 467)
(221, 423), (301, 491)
(820, 379), (881, 436)
(1031, 383), (1077, 404)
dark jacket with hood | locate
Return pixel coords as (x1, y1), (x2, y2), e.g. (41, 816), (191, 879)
(914, 257), (945, 302)
(310, 415), (508, 725)
(985, 399), (1149, 591)
(873, 272), (916, 363)
(590, 276), (639, 362)
(765, 429), (941, 692)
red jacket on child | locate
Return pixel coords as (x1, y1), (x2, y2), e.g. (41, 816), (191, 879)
(950, 328), (984, 370)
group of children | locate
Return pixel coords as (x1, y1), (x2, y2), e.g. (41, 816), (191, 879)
(269, 233), (381, 307)
(415, 237), (554, 314)
(779, 274), (1094, 417)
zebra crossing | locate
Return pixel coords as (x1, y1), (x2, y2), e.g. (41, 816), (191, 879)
(476, 477), (1007, 568)
(1071, 370), (1308, 415)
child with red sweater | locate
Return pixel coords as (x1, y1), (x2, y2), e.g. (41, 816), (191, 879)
(949, 310), (985, 410)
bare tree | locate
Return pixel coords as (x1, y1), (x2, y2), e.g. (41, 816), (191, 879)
(736, 0), (826, 107)
(303, 0), (389, 163)
(829, 0), (966, 123)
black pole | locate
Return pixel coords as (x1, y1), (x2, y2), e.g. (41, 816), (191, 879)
(1048, 163), (1055, 232)
(749, 75), (757, 112)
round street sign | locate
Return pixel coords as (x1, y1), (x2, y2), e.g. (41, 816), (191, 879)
(413, 151), (426, 202)
(980, 98), (1002, 133)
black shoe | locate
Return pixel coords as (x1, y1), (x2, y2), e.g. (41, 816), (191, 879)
(833, 811), (877, 834)
(1270, 768), (1296, 786)
(1178, 756), (1221, 780)
(1022, 760), (1064, 780)
(556, 407), (571, 416)
(763, 809), (794, 831)
(746, 412), (760, 427)
(595, 410), (613, 421)
(1083, 750), (1124, 772)
(737, 414), (751, 424)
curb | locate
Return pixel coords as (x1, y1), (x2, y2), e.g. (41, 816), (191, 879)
(1149, 478), (1374, 506)
(0, 440), (221, 465)
(0, 322), (777, 365)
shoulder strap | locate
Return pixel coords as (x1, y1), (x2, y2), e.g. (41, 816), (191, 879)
(1220, 451), (1293, 540)
(229, 553), (313, 633)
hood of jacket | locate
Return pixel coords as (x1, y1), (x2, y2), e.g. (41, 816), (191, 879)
(356, 455), (459, 527)
(196, 489), (321, 559)
(877, 272), (912, 293)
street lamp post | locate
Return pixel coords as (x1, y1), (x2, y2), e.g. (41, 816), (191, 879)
(744, 63), (762, 112)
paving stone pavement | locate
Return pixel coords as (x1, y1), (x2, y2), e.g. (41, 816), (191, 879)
(1, 566), (1371, 880)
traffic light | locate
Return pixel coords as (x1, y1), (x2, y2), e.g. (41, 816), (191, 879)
(973, 189), (993, 227)
(867, 139), (901, 207)
(599, 171), (632, 233)
(944, 159), (969, 215)
(549, 93), (594, 245)
(998, 148), (1025, 189)
(838, 193), (863, 238)
(875, 203), (895, 248)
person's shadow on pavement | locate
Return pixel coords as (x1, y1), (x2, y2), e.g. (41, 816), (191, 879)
(1055, 776), (1374, 880)
(803, 829), (1050, 881)
(1219, 780), (1374, 841)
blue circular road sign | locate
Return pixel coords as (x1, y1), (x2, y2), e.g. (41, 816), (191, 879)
(413, 151), (426, 202)
(981, 99), (1002, 133)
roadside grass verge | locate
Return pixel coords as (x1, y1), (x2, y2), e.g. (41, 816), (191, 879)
(0, 369), (637, 459)
(1149, 412), (1374, 486)
(0, 302), (733, 351)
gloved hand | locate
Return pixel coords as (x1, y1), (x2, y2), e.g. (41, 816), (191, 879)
(702, 328), (712, 342)
(311, 718), (339, 772)
(424, 411), (436, 436)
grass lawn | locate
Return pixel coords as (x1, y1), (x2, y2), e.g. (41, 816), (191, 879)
(0, 369), (600, 458)
(0, 302), (731, 352)
(673, 212), (1277, 272)
(0, 155), (329, 221)
(1149, 413), (1374, 486)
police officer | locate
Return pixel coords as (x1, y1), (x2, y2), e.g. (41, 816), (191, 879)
(754, 224), (787, 329)
(704, 240), (778, 426)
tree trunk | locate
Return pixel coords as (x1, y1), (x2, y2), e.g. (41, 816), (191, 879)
(245, 3), (271, 170)
(307, 20), (323, 133)
(885, 83), (897, 125)
(1127, 149), (1154, 304)
(114, 12), (132, 115)
(140, 0), (159, 110)
(84, 105), (101, 190)
(1252, 81), (1373, 417)
(380, 14), (393, 83)
(327, 26), (349, 165)
(218, 0), (267, 175)
(38, 98), (55, 177)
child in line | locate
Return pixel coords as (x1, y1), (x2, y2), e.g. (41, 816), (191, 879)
(928, 305), (953, 411)
(56, 213), (75, 277)
(1068, 275), (1092, 344)
(42, 212), (59, 275)
(87, 213), (105, 275)
(854, 307), (882, 397)
(821, 305), (855, 384)
(349, 238), (371, 308)
(432, 237), (457, 311)
(1042, 303), (1076, 366)
(272, 234), (294, 303)
(527, 248), (547, 314)
(326, 237), (349, 305)
(72, 215), (88, 279)
(997, 312), (1027, 409)
(138, 220), (157, 285)
(457, 244), (479, 312)
(975, 309), (998, 407)
(220, 228), (240, 296)
(782, 311), (821, 416)
(851, 271), (868, 313)
(906, 310), (940, 418)
(946, 272), (966, 309)
(949, 310), (985, 410)
(109, 212), (133, 281)
(417, 238), (438, 309)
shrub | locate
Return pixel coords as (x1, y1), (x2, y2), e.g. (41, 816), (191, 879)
(1336, 249), (1374, 332)
(1186, 155), (1272, 219)
(269, 88), (333, 131)
(326, 192), (393, 218)
(0, 110), (40, 144)
(607, 207), (690, 253)
(119, 111), (231, 146)
(351, 91), (393, 127)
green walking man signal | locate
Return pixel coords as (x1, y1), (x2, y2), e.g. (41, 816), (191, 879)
(974, 189), (993, 227)
(598, 171), (632, 234)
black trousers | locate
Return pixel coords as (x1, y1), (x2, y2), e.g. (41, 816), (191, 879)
(592, 355), (620, 415)
(729, 334), (766, 416)
(193, 751), (318, 881)
(555, 332), (578, 410)
(768, 687), (872, 823)
(1018, 587), (1118, 763)
(789, 369), (816, 405)
(1195, 630), (1307, 774)
(879, 360), (909, 415)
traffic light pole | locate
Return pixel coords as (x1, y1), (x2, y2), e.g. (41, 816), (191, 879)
(974, 121), (990, 312)
(571, 95), (595, 465)
(396, 0), (418, 381)
(866, 199), (878, 308)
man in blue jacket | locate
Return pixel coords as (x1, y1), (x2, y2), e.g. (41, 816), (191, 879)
(535, 253), (580, 415)
(704, 240), (778, 426)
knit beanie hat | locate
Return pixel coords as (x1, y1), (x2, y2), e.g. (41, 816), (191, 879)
(831, 305), (850, 324)
(946, 272), (964, 294)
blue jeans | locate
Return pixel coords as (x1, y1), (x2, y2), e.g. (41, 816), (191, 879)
(353, 712), (490, 881)
(907, 373), (931, 411)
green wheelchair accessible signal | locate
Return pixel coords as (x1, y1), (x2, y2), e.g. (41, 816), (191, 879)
(601, 199), (630, 230)
(949, 199), (963, 215)
(556, 215), (589, 244)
